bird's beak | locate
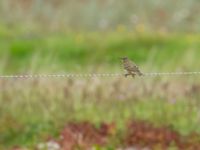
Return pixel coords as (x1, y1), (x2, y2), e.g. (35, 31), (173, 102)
(119, 57), (125, 59)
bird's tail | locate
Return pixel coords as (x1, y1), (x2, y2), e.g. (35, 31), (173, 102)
(138, 72), (143, 76)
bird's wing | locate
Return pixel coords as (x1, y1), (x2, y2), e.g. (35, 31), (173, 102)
(129, 61), (139, 70)
(130, 62), (143, 75)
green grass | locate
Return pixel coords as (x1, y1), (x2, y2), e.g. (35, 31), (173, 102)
(0, 30), (200, 73)
(1, 30), (200, 149)
(1, 95), (200, 148)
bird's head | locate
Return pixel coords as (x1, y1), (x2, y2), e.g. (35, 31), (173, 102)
(120, 57), (128, 61)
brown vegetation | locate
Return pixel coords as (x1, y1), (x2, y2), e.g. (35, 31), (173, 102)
(22, 120), (200, 150)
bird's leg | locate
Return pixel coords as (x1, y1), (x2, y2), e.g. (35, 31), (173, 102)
(124, 73), (130, 77)
(124, 72), (134, 77)
(131, 73), (136, 78)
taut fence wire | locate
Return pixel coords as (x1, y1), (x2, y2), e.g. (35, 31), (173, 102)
(0, 71), (200, 79)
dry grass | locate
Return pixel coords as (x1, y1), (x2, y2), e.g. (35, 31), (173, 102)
(1, 75), (200, 148)
(0, 0), (200, 31)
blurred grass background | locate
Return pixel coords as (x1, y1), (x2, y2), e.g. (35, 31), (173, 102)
(0, 0), (200, 149)
(1, 31), (200, 73)
(0, 0), (200, 32)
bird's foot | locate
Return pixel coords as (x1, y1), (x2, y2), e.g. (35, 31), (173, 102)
(124, 73), (129, 77)
(125, 73), (136, 78)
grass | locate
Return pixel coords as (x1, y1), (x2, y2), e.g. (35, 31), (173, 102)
(0, 30), (200, 149)
(0, 30), (200, 73)
(0, 0), (200, 32)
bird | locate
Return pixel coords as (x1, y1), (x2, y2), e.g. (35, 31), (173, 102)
(121, 57), (143, 78)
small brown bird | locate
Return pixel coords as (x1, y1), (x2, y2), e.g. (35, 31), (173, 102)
(121, 57), (143, 78)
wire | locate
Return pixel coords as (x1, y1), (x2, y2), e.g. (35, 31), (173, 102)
(0, 71), (200, 79)
(0, 73), (122, 79)
(143, 71), (200, 76)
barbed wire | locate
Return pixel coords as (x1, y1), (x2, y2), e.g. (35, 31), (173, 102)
(0, 71), (200, 79)
(144, 71), (200, 76)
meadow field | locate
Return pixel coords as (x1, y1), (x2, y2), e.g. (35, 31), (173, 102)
(0, 28), (200, 149)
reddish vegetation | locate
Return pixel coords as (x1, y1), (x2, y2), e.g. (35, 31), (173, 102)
(58, 121), (116, 150)
(124, 120), (200, 149)
(124, 120), (181, 149)
(12, 120), (200, 150)
(56, 121), (200, 150)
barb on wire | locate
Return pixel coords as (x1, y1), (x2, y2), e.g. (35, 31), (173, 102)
(0, 71), (200, 79)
